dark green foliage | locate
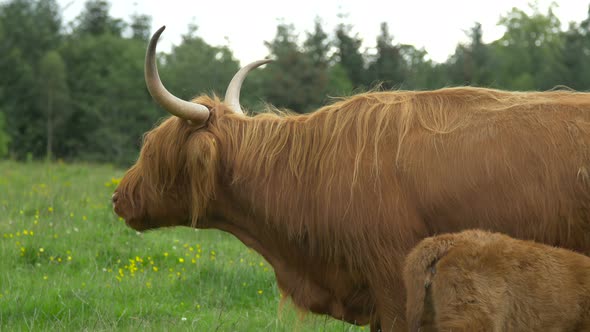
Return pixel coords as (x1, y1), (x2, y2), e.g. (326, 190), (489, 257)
(491, 3), (568, 90)
(445, 23), (493, 87)
(74, 0), (125, 36)
(365, 23), (435, 90)
(161, 24), (240, 101)
(366, 22), (406, 89)
(38, 50), (69, 160)
(326, 64), (354, 96)
(130, 13), (152, 41)
(0, 0), (62, 159)
(263, 22), (333, 113)
(334, 22), (366, 88)
(60, 33), (159, 165)
(0, 112), (9, 158)
(562, 8), (590, 91)
(1, 0), (590, 163)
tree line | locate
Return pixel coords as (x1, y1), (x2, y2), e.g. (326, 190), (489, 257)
(1, 0), (590, 165)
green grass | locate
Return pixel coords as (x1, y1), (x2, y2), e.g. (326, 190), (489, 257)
(0, 161), (365, 331)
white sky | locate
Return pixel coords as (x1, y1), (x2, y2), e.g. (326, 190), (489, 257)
(58, 0), (589, 65)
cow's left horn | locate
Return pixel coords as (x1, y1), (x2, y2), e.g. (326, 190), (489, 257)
(145, 26), (210, 124)
(224, 59), (272, 114)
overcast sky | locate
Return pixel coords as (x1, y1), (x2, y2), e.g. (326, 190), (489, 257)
(58, 0), (589, 65)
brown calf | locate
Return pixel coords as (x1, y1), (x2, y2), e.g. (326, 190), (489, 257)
(404, 230), (590, 332)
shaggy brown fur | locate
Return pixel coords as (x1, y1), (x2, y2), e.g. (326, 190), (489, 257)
(114, 87), (590, 331)
(403, 229), (590, 332)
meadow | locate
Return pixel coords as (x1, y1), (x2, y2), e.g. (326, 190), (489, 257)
(0, 161), (365, 331)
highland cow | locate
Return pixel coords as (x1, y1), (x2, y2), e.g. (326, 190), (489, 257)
(403, 229), (590, 332)
(113, 26), (590, 331)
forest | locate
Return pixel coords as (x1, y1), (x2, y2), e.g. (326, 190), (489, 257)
(2, 0), (590, 165)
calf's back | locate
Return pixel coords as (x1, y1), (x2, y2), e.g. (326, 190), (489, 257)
(403, 229), (590, 332)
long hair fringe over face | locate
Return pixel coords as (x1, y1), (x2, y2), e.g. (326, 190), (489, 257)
(114, 97), (222, 231)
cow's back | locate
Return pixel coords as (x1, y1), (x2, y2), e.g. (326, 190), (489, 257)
(395, 89), (590, 252)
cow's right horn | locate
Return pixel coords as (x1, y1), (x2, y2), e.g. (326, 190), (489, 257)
(145, 26), (210, 125)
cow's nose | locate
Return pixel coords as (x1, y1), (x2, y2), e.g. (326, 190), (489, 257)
(112, 192), (119, 204)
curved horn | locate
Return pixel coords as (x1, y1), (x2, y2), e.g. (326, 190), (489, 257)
(224, 59), (272, 114)
(145, 26), (210, 124)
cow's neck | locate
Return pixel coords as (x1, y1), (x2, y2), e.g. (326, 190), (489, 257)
(201, 183), (376, 324)
(205, 174), (316, 267)
(208, 117), (316, 262)
(199, 186), (289, 271)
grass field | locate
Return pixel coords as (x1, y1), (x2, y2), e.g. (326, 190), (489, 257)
(0, 161), (365, 331)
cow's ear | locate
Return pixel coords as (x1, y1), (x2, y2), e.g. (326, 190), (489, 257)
(185, 132), (219, 225)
